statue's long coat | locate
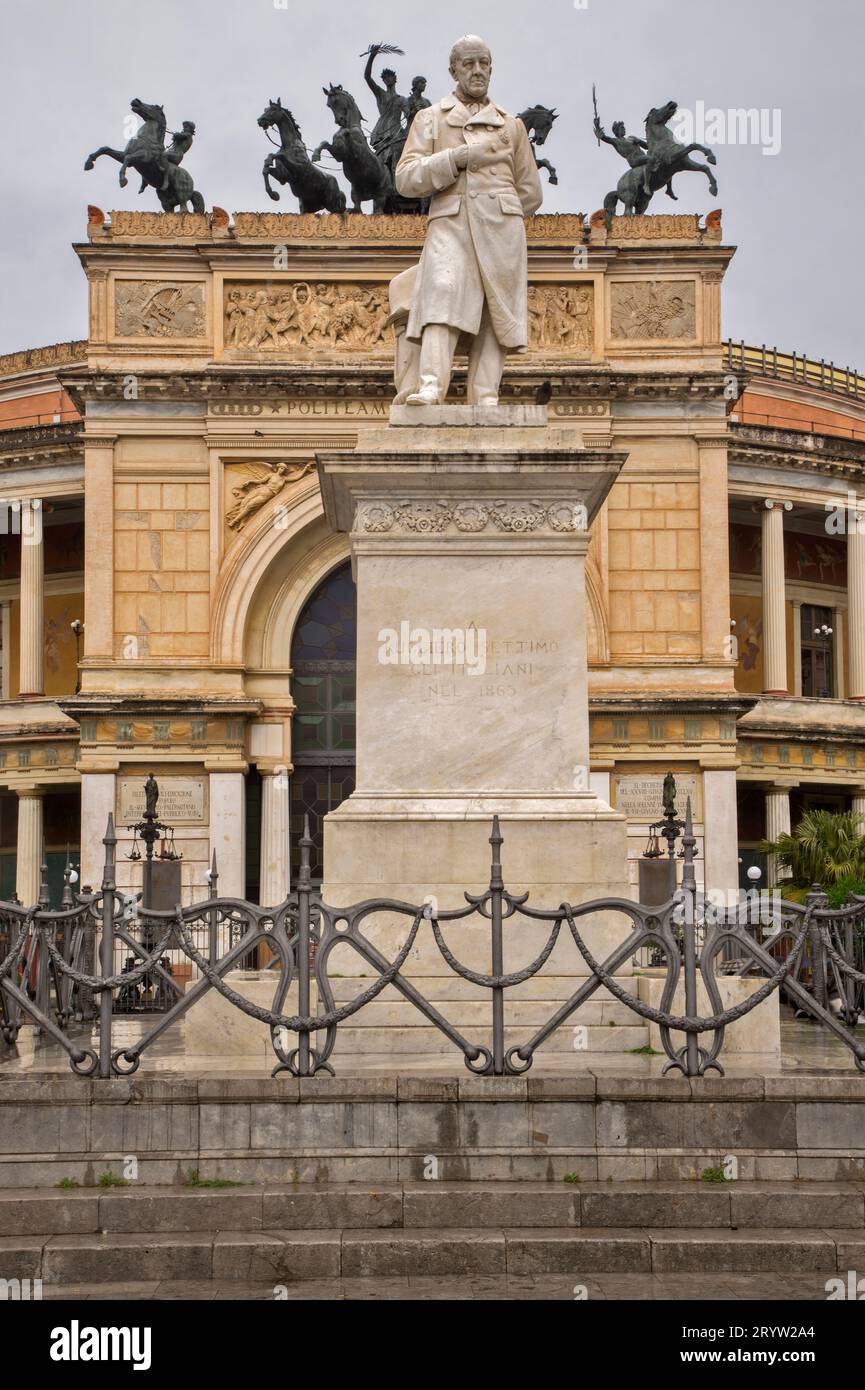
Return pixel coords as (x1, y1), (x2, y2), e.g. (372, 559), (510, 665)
(395, 93), (542, 349)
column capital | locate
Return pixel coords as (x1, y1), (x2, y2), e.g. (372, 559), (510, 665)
(762, 498), (793, 512)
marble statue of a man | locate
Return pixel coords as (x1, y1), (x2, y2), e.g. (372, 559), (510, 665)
(394, 35), (543, 406)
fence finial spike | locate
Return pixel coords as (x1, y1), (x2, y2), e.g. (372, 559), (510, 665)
(104, 812), (116, 843)
(489, 815), (504, 892)
(38, 862), (50, 907)
(298, 813), (313, 890)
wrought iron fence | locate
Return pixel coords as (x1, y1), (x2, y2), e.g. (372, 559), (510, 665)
(1, 806), (864, 1079)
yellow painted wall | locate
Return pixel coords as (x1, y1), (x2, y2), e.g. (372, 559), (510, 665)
(731, 592), (763, 693)
(9, 591), (84, 698)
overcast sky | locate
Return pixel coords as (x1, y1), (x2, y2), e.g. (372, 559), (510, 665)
(1, 0), (862, 368)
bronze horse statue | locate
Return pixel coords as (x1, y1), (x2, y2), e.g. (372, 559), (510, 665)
(257, 99), (346, 212)
(603, 99), (717, 217)
(311, 84), (394, 213)
(84, 98), (205, 213)
(518, 104), (559, 185)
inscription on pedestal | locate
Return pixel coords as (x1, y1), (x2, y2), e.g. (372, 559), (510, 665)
(613, 773), (700, 821)
(118, 776), (207, 824)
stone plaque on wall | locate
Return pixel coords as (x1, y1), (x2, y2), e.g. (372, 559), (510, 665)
(613, 773), (700, 821)
(609, 280), (695, 340)
(118, 776), (207, 825)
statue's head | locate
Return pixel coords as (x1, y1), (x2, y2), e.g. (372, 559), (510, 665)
(449, 35), (492, 104)
(182, 121), (196, 135)
(381, 68), (398, 88)
(612, 120), (626, 138)
(412, 76), (427, 94)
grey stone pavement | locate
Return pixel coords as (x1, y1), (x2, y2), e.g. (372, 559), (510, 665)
(41, 1273), (838, 1301)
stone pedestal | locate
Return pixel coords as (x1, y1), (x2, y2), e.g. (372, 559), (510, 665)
(316, 411), (631, 1037)
(636, 971), (781, 1058)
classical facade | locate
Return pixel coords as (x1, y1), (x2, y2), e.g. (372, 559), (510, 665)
(0, 207), (863, 907)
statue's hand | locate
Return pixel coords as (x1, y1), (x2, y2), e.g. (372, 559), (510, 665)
(455, 135), (498, 169)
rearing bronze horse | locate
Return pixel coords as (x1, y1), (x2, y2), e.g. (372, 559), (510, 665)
(311, 84), (394, 213)
(258, 99), (346, 212)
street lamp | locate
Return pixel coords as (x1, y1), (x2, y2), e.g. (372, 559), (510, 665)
(70, 619), (83, 694)
(813, 624), (833, 698)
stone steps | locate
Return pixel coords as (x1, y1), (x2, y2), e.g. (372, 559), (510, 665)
(320, 998), (640, 1027)
(5, 1226), (864, 1283)
(3, 1181), (863, 1233)
(36, 1272), (847, 1301)
(2, 1182), (863, 1283)
(325, 1023), (649, 1054)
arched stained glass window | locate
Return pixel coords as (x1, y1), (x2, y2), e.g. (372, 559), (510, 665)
(290, 561), (356, 882)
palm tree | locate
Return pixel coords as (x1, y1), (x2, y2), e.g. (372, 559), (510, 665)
(760, 810), (865, 891)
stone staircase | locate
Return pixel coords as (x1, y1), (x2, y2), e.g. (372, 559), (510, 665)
(5, 1181), (864, 1296)
(325, 977), (649, 1060)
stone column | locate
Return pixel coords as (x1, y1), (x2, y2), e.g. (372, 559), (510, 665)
(259, 766), (290, 905)
(702, 768), (740, 896)
(849, 502), (865, 700)
(761, 500), (789, 695)
(15, 788), (44, 906)
(80, 772), (116, 889)
(765, 783), (793, 886)
(18, 499), (44, 697)
(852, 787), (865, 821)
(209, 772), (246, 899)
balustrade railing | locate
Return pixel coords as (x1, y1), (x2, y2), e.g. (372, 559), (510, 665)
(1, 806), (864, 1079)
(723, 340), (865, 403)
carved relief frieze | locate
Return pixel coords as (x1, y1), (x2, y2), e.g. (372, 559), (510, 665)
(609, 280), (696, 341)
(222, 280), (593, 358)
(223, 282), (391, 354)
(528, 284), (593, 355)
(224, 460), (315, 532)
(114, 280), (206, 338)
(355, 498), (589, 537)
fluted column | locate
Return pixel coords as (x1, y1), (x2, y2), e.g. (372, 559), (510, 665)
(18, 499), (44, 697)
(15, 789), (44, 906)
(849, 501), (865, 700)
(259, 767), (290, 905)
(765, 783), (793, 886)
(852, 787), (865, 821)
(761, 500), (789, 695)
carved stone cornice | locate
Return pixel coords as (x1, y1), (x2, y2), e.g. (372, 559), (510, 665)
(0, 422), (83, 467)
(729, 422), (865, 479)
(0, 340), (87, 380)
(82, 208), (727, 250)
(59, 365), (730, 408)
